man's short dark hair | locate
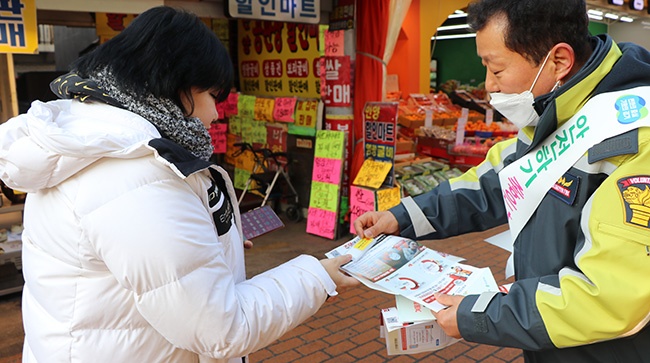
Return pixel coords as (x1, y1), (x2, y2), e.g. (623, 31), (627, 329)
(467, 0), (591, 66)
(71, 6), (233, 109)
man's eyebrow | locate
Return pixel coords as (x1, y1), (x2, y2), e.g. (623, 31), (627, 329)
(479, 55), (494, 67)
(478, 51), (493, 61)
(482, 54), (506, 66)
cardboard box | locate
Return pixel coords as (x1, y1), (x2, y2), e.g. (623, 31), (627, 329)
(398, 115), (425, 129)
(417, 135), (453, 149)
(416, 135), (453, 160)
(442, 117), (458, 126)
(396, 139), (416, 154)
(449, 154), (485, 169)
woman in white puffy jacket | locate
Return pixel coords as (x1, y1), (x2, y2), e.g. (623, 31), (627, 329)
(0, 6), (357, 363)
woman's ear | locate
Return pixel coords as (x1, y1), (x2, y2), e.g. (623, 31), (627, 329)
(550, 42), (575, 83)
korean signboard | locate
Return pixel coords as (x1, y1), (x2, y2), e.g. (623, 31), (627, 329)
(238, 19), (323, 98)
(0, 0), (37, 54)
(228, 0), (320, 24)
(322, 56), (351, 107)
(363, 102), (399, 187)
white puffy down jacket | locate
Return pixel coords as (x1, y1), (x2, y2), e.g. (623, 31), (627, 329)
(0, 100), (336, 363)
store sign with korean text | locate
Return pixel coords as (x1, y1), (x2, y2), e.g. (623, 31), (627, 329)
(0, 0), (37, 54)
(322, 56), (351, 107)
(363, 102), (399, 187)
(238, 19), (322, 98)
(228, 0), (320, 24)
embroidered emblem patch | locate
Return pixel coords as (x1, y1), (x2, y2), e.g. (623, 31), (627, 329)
(617, 175), (650, 229)
(549, 172), (580, 205)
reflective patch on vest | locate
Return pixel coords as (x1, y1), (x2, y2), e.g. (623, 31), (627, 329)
(208, 182), (233, 236)
(549, 172), (580, 205)
(618, 175), (650, 229)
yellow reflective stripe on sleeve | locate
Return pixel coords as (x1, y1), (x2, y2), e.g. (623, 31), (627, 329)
(402, 196), (437, 237)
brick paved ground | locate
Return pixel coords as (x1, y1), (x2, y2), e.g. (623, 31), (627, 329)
(246, 221), (524, 363)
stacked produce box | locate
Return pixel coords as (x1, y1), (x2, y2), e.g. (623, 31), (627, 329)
(393, 87), (517, 171)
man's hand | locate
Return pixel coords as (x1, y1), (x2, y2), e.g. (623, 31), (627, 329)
(431, 293), (465, 339)
(352, 211), (400, 239)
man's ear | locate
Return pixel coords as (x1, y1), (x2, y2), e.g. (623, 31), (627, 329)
(550, 42), (575, 82)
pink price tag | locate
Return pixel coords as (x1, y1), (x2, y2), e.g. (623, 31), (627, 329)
(349, 185), (376, 234)
(224, 93), (239, 117)
(325, 29), (345, 56)
(273, 97), (297, 122)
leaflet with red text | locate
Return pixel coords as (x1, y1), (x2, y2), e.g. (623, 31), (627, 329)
(326, 234), (496, 312)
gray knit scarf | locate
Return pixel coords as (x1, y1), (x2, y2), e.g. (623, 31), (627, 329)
(51, 68), (213, 160)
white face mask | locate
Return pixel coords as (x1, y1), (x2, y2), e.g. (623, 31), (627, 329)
(489, 52), (558, 129)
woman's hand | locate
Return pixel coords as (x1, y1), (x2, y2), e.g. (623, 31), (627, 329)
(320, 255), (359, 296)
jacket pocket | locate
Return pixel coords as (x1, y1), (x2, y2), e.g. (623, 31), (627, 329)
(598, 222), (650, 247)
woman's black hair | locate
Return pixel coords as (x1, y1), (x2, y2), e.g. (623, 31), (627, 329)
(71, 6), (234, 112)
(467, 0), (592, 66)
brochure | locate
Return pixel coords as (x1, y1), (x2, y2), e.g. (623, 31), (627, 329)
(326, 234), (493, 312)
